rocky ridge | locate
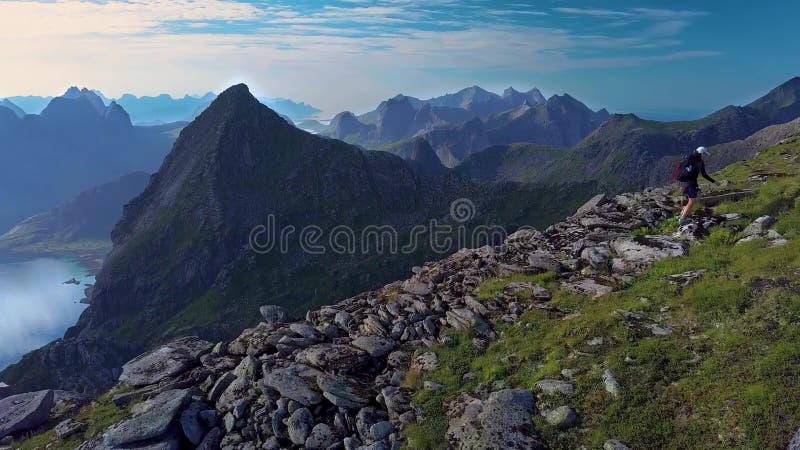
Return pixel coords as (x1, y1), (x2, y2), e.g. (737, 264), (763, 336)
(3, 183), (766, 450)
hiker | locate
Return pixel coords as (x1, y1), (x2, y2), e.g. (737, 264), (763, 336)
(674, 146), (717, 225)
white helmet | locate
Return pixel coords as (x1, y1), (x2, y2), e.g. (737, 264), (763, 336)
(696, 146), (709, 155)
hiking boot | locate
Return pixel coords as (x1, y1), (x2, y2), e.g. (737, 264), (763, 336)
(678, 217), (686, 226)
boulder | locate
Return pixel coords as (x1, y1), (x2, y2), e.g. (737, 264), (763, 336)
(295, 344), (369, 372)
(534, 379), (575, 396)
(119, 337), (212, 387)
(316, 374), (369, 409)
(527, 251), (564, 273)
(103, 389), (191, 447)
(197, 427), (223, 450)
(604, 440), (632, 450)
(543, 406), (577, 429)
(446, 389), (544, 450)
(561, 279), (613, 299)
(0, 390), (55, 437)
(55, 418), (86, 440)
(402, 278), (434, 296)
(262, 365), (322, 406)
(445, 309), (495, 339)
(572, 194), (606, 218)
(305, 423), (337, 450)
(602, 369), (621, 398)
(259, 305), (289, 324)
(180, 401), (208, 445)
(611, 236), (687, 270)
(351, 336), (396, 358)
(285, 407), (314, 445)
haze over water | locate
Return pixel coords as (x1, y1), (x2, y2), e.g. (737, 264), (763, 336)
(0, 254), (92, 373)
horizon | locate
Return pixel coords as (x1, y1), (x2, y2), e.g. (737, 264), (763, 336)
(1, 1), (799, 120)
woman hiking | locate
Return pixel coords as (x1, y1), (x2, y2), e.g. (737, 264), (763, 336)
(675, 146), (717, 226)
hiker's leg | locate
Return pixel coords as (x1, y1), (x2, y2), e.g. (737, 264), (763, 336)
(681, 197), (695, 219)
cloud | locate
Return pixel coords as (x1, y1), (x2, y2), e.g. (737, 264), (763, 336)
(0, 0), (716, 115)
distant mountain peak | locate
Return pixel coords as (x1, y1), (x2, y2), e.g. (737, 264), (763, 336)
(61, 86), (107, 115)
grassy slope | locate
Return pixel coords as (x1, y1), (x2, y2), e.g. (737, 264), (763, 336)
(405, 140), (800, 449)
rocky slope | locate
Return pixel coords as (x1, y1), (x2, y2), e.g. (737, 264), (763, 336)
(2, 175), (691, 450)
(12, 138), (800, 449)
(0, 172), (150, 256)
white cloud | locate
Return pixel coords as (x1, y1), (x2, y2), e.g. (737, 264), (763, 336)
(0, 0), (716, 115)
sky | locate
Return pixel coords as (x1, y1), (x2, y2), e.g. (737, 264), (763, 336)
(0, 0), (798, 120)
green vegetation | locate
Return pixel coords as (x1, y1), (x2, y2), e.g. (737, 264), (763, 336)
(405, 140), (800, 449)
(14, 386), (134, 450)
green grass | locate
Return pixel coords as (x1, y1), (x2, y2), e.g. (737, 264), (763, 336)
(13, 386), (134, 450)
(404, 140), (800, 449)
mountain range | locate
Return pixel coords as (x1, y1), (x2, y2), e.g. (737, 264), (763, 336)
(3, 91), (321, 125)
(0, 88), (180, 233)
(456, 77), (800, 191)
(324, 86), (609, 167)
(3, 77), (800, 400)
(0, 84), (600, 395)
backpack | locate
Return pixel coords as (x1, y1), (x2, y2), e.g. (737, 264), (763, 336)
(669, 154), (699, 183)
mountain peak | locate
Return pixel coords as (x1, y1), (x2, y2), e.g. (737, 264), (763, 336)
(60, 86), (107, 115)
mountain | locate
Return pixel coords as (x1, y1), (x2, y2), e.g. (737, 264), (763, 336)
(0, 99), (25, 117)
(419, 117), (491, 167)
(0, 84), (600, 396)
(0, 87), (181, 233)
(458, 77), (800, 191)
(707, 117), (800, 171)
(325, 85), (570, 154)
(383, 137), (447, 175)
(115, 92), (216, 125)
(485, 94), (610, 148)
(748, 76), (800, 124)
(0, 172), (150, 255)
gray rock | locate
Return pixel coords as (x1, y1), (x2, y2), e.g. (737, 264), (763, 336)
(344, 435), (362, 450)
(743, 215), (777, 237)
(573, 194), (607, 217)
(351, 335), (396, 358)
(561, 279), (613, 299)
(424, 381), (444, 393)
(233, 355), (260, 381)
(527, 251), (564, 273)
(370, 421), (395, 441)
(295, 344), (368, 372)
(544, 406), (577, 429)
(603, 369), (621, 398)
(611, 236), (687, 270)
(446, 389), (544, 450)
(445, 309), (495, 339)
(356, 407), (388, 442)
(788, 428), (800, 450)
(0, 390), (54, 437)
(316, 374), (369, 409)
(197, 427), (223, 450)
(402, 278), (433, 296)
(604, 439), (632, 450)
(104, 389), (191, 447)
(180, 401), (208, 445)
(119, 337), (212, 387)
(55, 418), (86, 440)
(412, 352), (439, 372)
(285, 407), (314, 445)
(262, 365), (322, 406)
(534, 379), (575, 396)
(199, 410), (218, 428)
(259, 305), (289, 324)
(207, 372), (236, 403)
(305, 423), (337, 450)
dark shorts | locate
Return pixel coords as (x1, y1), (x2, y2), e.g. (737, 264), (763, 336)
(680, 182), (699, 199)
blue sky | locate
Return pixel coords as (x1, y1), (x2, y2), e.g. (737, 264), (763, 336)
(0, 0), (798, 119)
